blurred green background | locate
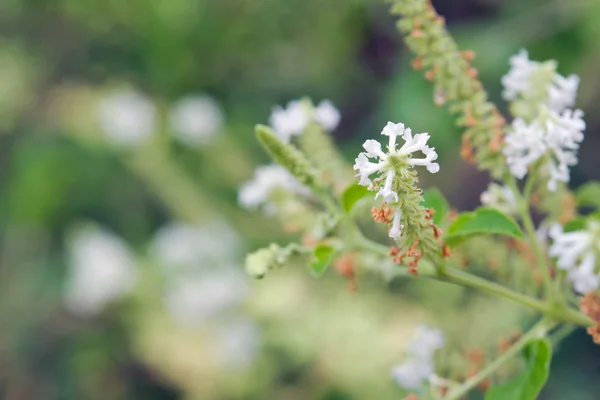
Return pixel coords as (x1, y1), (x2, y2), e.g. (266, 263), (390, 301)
(1, 0), (600, 399)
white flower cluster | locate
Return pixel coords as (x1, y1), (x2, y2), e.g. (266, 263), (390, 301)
(64, 224), (137, 316)
(169, 94), (224, 146)
(238, 164), (309, 215)
(549, 222), (600, 294)
(98, 90), (156, 147)
(480, 182), (517, 215)
(501, 49), (579, 112)
(354, 122), (439, 239)
(150, 220), (250, 326)
(269, 99), (341, 142)
(391, 325), (445, 390)
(502, 50), (585, 191)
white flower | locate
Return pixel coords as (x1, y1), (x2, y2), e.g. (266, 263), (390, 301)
(269, 100), (310, 142)
(391, 359), (434, 390)
(389, 208), (404, 240)
(547, 74), (579, 113)
(353, 121), (440, 202)
(549, 223), (600, 294)
(215, 317), (262, 369)
(391, 325), (444, 390)
(164, 268), (248, 326)
(501, 49), (540, 101)
(151, 220), (242, 273)
(64, 224), (137, 316)
(313, 100), (341, 131)
(169, 95), (224, 146)
(503, 118), (546, 179)
(98, 90), (155, 146)
(480, 183), (517, 215)
(238, 164), (309, 214)
(502, 49), (579, 113)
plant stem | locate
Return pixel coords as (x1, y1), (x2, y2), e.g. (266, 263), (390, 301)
(509, 176), (555, 302)
(445, 319), (552, 400)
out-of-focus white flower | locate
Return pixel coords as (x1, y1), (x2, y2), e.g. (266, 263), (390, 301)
(503, 109), (585, 191)
(269, 100), (310, 142)
(98, 90), (156, 146)
(354, 122), (439, 203)
(549, 222), (600, 294)
(391, 325), (444, 390)
(64, 224), (137, 316)
(169, 95), (224, 146)
(164, 268), (248, 326)
(238, 164), (309, 214)
(480, 183), (517, 215)
(502, 49), (579, 113)
(215, 317), (262, 369)
(151, 220), (241, 272)
(314, 100), (341, 131)
(503, 118), (546, 179)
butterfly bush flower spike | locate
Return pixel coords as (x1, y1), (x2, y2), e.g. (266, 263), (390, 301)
(549, 222), (600, 294)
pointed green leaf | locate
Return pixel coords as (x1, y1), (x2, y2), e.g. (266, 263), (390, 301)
(422, 188), (450, 225)
(341, 183), (371, 214)
(309, 244), (335, 277)
(485, 338), (552, 400)
(444, 207), (523, 247)
(563, 217), (586, 233)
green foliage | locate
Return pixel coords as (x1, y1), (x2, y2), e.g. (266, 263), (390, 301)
(444, 207), (523, 247)
(575, 182), (600, 210)
(563, 217), (587, 233)
(309, 244), (335, 277)
(422, 188), (449, 226)
(485, 338), (552, 400)
(341, 184), (371, 214)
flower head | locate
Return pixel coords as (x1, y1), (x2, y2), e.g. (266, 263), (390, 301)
(549, 222), (600, 294)
(391, 325), (444, 390)
(314, 100), (341, 131)
(353, 121), (439, 202)
(169, 95), (224, 146)
(98, 90), (156, 147)
(269, 100), (310, 142)
(238, 164), (309, 214)
(480, 183), (517, 215)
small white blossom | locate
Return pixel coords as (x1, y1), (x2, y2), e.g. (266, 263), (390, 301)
(502, 49), (579, 113)
(391, 325), (444, 390)
(169, 95), (224, 146)
(549, 223), (600, 294)
(313, 100), (341, 131)
(269, 100), (310, 142)
(238, 164), (309, 214)
(215, 317), (262, 369)
(98, 90), (156, 146)
(389, 208), (404, 240)
(503, 118), (546, 179)
(353, 122), (439, 202)
(151, 220), (242, 273)
(480, 183), (517, 215)
(164, 268), (248, 326)
(64, 224), (137, 316)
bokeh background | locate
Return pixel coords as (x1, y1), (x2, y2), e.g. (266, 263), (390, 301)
(1, 0), (600, 398)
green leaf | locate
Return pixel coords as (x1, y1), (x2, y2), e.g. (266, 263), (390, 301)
(444, 207), (523, 247)
(422, 188), (450, 226)
(575, 182), (600, 209)
(485, 338), (552, 400)
(563, 217), (586, 233)
(341, 184), (371, 214)
(309, 244), (335, 277)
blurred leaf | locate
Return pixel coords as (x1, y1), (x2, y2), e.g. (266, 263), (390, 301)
(485, 338), (552, 400)
(444, 208), (523, 247)
(563, 217), (586, 233)
(309, 244), (335, 277)
(341, 184), (371, 214)
(422, 188), (449, 225)
(575, 182), (600, 209)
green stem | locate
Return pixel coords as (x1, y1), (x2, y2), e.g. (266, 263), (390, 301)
(508, 176), (555, 302)
(445, 319), (552, 400)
